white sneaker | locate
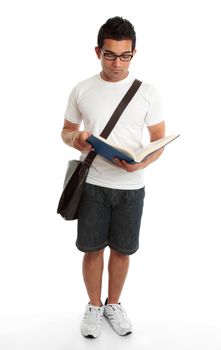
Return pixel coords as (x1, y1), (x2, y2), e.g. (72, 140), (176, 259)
(104, 300), (132, 336)
(81, 303), (104, 338)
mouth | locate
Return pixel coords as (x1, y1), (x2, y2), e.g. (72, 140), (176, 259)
(111, 69), (121, 74)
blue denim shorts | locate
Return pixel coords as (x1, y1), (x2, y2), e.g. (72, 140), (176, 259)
(76, 183), (145, 255)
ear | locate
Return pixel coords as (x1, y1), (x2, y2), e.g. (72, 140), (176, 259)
(133, 48), (137, 56)
(95, 46), (101, 59)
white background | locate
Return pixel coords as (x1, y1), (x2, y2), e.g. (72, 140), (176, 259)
(0, 0), (221, 349)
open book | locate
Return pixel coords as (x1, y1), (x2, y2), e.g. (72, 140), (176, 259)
(87, 134), (179, 163)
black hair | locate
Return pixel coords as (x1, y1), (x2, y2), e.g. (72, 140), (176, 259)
(97, 16), (136, 51)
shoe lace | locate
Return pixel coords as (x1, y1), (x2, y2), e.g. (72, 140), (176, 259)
(85, 307), (103, 325)
(107, 305), (129, 323)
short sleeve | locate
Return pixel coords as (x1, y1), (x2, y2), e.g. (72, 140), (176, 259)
(145, 85), (164, 126)
(64, 86), (82, 124)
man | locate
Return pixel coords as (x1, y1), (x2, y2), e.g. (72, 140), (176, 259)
(61, 16), (165, 338)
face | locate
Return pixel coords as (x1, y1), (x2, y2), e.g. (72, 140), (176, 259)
(95, 39), (136, 82)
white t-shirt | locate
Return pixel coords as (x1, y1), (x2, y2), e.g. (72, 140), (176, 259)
(64, 73), (164, 189)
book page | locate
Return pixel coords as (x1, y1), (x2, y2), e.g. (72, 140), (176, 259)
(133, 135), (179, 162)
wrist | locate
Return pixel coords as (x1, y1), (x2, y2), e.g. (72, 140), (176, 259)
(71, 131), (79, 145)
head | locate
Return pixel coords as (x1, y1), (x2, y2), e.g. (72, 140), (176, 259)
(95, 16), (136, 82)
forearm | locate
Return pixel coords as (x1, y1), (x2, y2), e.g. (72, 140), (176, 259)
(61, 128), (92, 152)
(61, 128), (79, 147)
(142, 147), (164, 168)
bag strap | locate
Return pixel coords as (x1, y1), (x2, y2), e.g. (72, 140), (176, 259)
(83, 79), (142, 166)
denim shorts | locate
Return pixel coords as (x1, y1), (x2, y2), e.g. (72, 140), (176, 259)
(76, 183), (145, 255)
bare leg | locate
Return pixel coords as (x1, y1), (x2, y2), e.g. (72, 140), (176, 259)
(82, 249), (104, 306)
(108, 249), (129, 304)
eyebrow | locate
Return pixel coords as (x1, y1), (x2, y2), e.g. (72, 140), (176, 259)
(103, 49), (132, 54)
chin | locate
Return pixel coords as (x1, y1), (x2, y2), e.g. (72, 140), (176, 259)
(103, 70), (126, 82)
(110, 72), (126, 80)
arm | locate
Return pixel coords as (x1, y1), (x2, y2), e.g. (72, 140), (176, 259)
(61, 119), (92, 152)
(114, 121), (165, 172)
(142, 120), (166, 166)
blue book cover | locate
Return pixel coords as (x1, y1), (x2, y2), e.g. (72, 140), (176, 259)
(87, 135), (135, 163)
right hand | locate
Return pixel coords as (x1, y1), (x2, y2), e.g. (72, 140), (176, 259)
(72, 131), (93, 152)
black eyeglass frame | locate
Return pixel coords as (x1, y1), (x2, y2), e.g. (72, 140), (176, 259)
(100, 49), (133, 62)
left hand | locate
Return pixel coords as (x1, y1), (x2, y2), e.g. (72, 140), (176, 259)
(113, 145), (164, 172)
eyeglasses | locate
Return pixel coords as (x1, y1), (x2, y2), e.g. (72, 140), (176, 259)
(100, 49), (133, 62)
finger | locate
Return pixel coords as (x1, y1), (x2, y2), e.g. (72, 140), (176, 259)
(80, 135), (92, 148)
(113, 158), (123, 167)
(112, 159), (129, 172)
(80, 132), (91, 143)
(74, 138), (91, 151)
(82, 141), (92, 150)
(120, 160), (140, 172)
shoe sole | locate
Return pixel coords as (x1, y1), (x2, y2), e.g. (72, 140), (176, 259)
(84, 334), (96, 339)
(122, 331), (132, 336)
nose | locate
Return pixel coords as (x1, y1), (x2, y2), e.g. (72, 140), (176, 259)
(112, 57), (121, 67)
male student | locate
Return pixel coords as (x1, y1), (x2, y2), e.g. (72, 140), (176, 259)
(61, 16), (165, 338)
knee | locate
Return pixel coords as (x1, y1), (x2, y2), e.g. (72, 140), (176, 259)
(84, 249), (104, 259)
(110, 249), (129, 260)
